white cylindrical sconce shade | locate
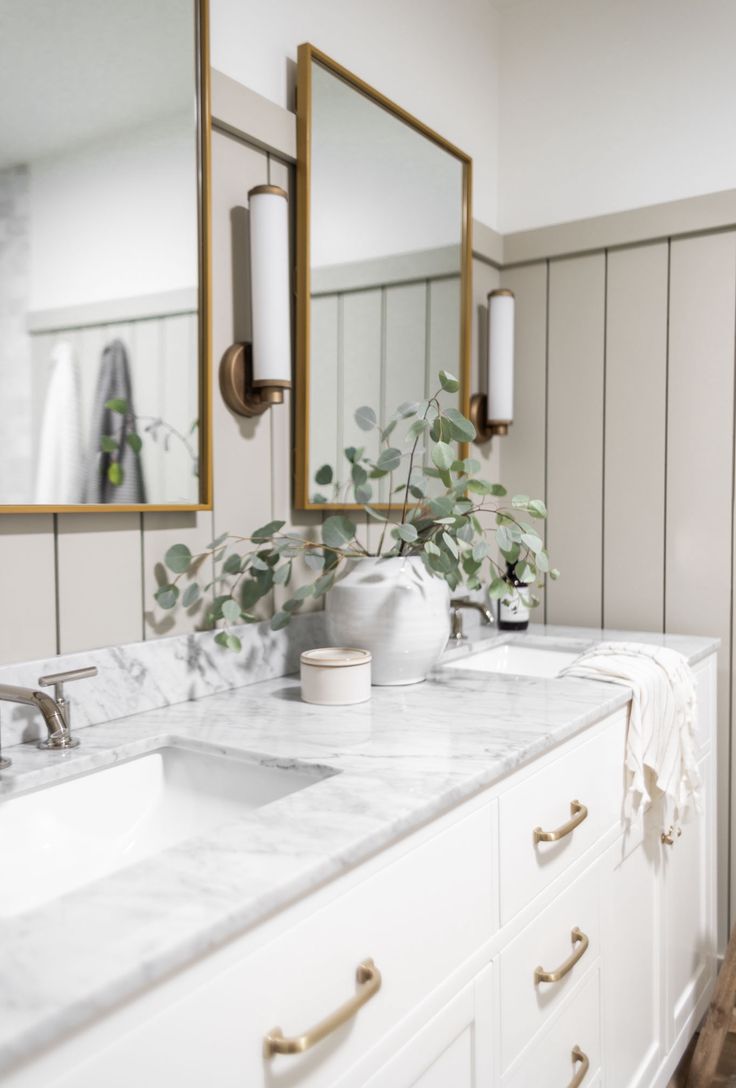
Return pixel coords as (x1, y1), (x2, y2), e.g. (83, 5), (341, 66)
(248, 184), (292, 389)
(486, 288), (514, 425)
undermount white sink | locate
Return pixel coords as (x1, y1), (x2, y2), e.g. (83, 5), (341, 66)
(443, 642), (581, 679)
(0, 745), (329, 918)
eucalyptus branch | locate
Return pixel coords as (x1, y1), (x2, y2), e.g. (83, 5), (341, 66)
(154, 369), (557, 646)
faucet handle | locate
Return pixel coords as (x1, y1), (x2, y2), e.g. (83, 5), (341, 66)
(38, 666), (97, 700)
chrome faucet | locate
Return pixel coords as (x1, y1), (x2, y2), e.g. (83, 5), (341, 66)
(0, 666), (97, 753)
(449, 598), (495, 643)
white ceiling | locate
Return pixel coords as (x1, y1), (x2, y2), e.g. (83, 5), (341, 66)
(0, 0), (196, 168)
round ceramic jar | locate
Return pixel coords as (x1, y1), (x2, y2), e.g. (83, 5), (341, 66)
(300, 647), (372, 706)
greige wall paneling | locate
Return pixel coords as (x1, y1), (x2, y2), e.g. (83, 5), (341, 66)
(666, 230), (736, 945)
(498, 262), (547, 510)
(342, 289), (382, 472)
(604, 243), (668, 632)
(57, 514), (143, 652)
(0, 517), (56, 663)
(309, 295), (339, 485)
(546, 254), (606, 626)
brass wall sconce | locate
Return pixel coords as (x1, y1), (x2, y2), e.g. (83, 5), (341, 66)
(470, 287), (515, 443)
(219, 185), (292, 417)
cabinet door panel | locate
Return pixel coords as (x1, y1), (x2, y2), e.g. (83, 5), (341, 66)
(663, 754), (716, 1048)
(601, 829), (661, 1088)
(361, 964), (493, 1088)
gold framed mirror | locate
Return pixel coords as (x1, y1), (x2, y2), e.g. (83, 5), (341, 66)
(295, 43), (472, 511)
(0, 0), (212, 512)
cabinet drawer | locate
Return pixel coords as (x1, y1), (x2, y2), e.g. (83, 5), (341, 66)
(504, 969), (600, 1088)
(500, 863), (600, 1070)
(499, 711), (626, 922)
(49, 803), (496, 1088)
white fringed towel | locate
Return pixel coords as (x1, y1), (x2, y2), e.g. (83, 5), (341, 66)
(560, 642), (700, 824)
(34, 341), (84, 504)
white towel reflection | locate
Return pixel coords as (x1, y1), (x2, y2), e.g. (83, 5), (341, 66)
(34, 341), (84, 504)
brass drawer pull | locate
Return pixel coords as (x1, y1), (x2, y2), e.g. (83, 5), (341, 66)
(263, 958), (382, 1059)
(568, 1044), (590, 1087)
(534, 800), (588, 844)
(535, 927), (589, 984)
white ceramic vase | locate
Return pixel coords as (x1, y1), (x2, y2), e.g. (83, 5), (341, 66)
(325, 557), (451, 685)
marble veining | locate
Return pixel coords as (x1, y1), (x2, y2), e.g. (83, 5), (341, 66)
(0, 624), (719, 1076)
(0, 610), (326, 750)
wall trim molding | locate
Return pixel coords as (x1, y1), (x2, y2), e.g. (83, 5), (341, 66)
(27, 288), (198, 335)
(502, 189), (736, 266)
(211, 69), (297, 161)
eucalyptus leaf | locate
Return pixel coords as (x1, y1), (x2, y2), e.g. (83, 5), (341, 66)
(270, 611), (291, 631)
(431, 441), (454, 471)
(442, 531), (459, 558)
(104, 398), (128, 415)
(521, 532), (543, 554)
(364, 505), (388, 521)
(215, 630), (242, 653)
(408, 418), (429, 439)
(222, 598), (242, 623)
(181, 583), (200, 608)
(354, 405), (377, 431)
(443, 407), (476, 442)
(439, 370), (460, 393)
(165, 543), (192, 574)
(155, 584), (179, 609)
(251, 519), (285, 541)
(322, 515), (357, 549)
(315, 464), (333, 485)
(273, 562), (292, 585)
(222, 552), (242, 574)
(100, 435), (117, 453)
(393, 523), (418, 544)
(207, 532), (229, 551)
(376, 447), (402, 472)
(313, 572), (336, 596)
(126, 433), (143, 455)
(107, 462), (124, 487)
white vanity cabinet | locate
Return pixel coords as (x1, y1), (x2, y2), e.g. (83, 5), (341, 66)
(4, 655), (717, 1088)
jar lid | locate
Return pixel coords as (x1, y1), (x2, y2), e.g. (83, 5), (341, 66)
(300, 647), (372, 669)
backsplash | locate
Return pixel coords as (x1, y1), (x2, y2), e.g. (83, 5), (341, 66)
(0, 609), (325, 751)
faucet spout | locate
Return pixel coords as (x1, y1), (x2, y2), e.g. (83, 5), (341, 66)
(0, 684), (74, 748)
(449, 598), (495, 642)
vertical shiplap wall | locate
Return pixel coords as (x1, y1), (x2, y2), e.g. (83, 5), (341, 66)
(0, 121), (494, 661)
(501, 229), (736, 942)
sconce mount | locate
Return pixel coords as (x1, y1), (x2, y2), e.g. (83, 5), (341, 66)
(469, 393), (510, 443)
(219, 343), (290, 418)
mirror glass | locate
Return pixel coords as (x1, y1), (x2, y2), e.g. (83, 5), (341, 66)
(0, 0), (208, 509)
(297, 49), (470, 509)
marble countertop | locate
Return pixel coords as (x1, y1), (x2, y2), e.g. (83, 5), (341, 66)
(0, 624), (718, 1075)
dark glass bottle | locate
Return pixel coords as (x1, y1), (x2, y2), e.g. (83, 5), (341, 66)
(498, 563), (530, 632)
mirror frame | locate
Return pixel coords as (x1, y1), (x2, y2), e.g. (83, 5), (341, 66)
(2, 0), (213, 514)
(294, 42), (472, 512)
